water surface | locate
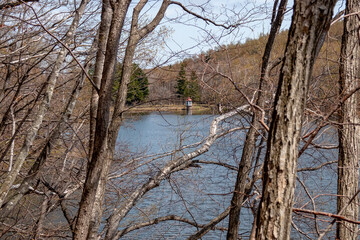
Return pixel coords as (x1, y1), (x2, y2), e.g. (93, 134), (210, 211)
(114, 112), (338, 239)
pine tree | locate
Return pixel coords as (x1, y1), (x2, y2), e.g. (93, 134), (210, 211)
(184, 71), (201, 101)
(175, 64), (201, 101)
(175, 63), (187, 96)
(113, 63), (149, 104)
(127, 63), (149, 104)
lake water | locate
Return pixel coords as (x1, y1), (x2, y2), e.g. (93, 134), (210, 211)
(114, 112), (338, 239)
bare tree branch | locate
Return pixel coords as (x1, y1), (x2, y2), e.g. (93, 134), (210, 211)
(23, 2), (100, 93)
(297, 161), (337, 172)
(293, 208), (360, 225)
(192, 160), (238, 171)
(170, 1), (238, 29)
(0, 0), (38, 10)
(187, 207), (231, 240)
(105, 105), (250, 239)
(116, 215), (227, 239)
(318, 190), (360, 240)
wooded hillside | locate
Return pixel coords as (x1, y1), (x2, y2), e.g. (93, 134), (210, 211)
(147, 22), (342, 112)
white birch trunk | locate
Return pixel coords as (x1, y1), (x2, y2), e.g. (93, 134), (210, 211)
(0, 0), (89, 207)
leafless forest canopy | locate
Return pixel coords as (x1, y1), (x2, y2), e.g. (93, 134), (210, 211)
(0, 0), (359, 239)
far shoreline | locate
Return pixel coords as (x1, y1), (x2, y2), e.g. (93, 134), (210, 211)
(125, 103), (214, 114)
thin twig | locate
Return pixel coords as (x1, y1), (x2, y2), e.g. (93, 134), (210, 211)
(23, 1), (100, 93)
(317, 190), (360, 239)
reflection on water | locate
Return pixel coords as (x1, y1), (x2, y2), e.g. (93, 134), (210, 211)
(114, 112), (338, 239)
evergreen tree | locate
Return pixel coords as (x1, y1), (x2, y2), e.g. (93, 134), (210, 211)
(113, 63), (149, 104)
(175, 63), (187, 96)
(175, 64), (201, 101)
(127, 63), (149, 104)
(184, 71), (201, 101)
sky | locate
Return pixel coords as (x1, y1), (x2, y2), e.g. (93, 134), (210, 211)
(21, 0), (346, 68)
(16, 0), (281, 67)
(148, 0), (283, 64)
(139, 0), (345, 66)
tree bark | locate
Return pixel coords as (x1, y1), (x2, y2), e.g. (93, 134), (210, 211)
(254, 1), (336, 239)
(87, 2), (112, 239)
(104, 1), (171, 239)
(73, 1), (131, 239)
(88, 0), (112, 160)
(226, 1), (287, 239)
(34, 193), (49, 240)
(336, 0), (360, 239)
(0, 0), (90, 208)
(0, 43), (94, 217)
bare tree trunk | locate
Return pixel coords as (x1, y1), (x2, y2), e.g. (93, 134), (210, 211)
(88, 0), (112, 159)
(0, 0), (89, 208)
(336, 0), (360, 239)
(0, 52), (93, 217)
(9, 105), (16, 172)
(102, 1), (171, 239)
(34, 193), (49, 240)
(74, 1), (131, 239)
(254, 1), (336, 239)
(227, 1), (287, 239)
(87, 2), (112, 238)
(74, 0), (171, 238)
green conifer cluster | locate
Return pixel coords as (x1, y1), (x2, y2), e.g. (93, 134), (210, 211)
(113, 63), (149, 104)
(175, 63), (201, 101)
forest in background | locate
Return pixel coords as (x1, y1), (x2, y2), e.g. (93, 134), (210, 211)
(147, 23), (343, 111)
(0, 0), (359, 240)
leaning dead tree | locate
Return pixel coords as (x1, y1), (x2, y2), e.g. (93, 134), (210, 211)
(105, 105), (250, 239)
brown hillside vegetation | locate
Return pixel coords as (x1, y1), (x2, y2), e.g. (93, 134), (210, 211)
(148, 22), (342, 114)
